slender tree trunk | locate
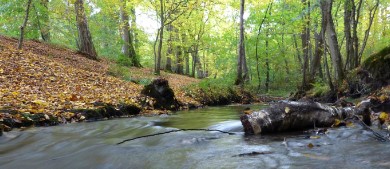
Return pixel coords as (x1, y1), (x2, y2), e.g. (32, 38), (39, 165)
(18, 0), (33, 50)
(309, 11), (326, 83)
(191, 48), (196, 78)
(175, 45), (183, 74)
(130, 7), (138, 53)
(352, 0), (363, 68)
(324, 46), (335, 91)
(235, 0), (248, 86)
(344, 0), (354, 70)
(254, 2), (272, 89)
(293, 34), (303, 71)
(165, 24), (173, 72)
(34, 0), (50, 42)
(301, 0), (310, 90)
(185, 48), (190, 75)
(310, 31), (324, 82)
(155, 0), (164, 75)
(321, 0), (344, 82)
(358, 0), (379, 63)
(119, 2), (130, 58)
(265, 29), (270, 92)
(175, 32), (184, 74)
(120, 0), (140, 67)
(74, 0), (98, 60)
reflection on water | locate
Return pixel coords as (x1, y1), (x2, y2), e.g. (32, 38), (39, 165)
(1, 104), (390, 169)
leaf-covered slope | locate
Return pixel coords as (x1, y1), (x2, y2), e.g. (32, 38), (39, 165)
(0, 37), (143, 115)
(0, 36), (200, 117)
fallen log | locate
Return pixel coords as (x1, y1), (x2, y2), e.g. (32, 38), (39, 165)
(240, 101), (358, 134)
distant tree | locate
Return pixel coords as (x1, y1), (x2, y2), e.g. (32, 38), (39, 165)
(74, 0), (98, 60)
(301, 0), (310, 90)
(34, 0), (50, 42)
(18, 0), (33, 50)
(235, 0), (248, 86)
(119, 0), (141, 67)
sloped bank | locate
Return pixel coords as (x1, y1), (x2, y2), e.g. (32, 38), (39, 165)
(0, 78), (259, 136)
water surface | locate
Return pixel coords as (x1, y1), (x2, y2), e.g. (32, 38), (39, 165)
(1, 104), (390, 169)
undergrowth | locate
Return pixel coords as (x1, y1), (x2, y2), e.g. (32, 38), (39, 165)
(107, 64), (132, 81)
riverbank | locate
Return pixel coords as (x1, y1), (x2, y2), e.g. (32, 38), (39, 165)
(0, 36), (263, 135)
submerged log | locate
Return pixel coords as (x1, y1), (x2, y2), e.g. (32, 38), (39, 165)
(240, 101), (357, 134)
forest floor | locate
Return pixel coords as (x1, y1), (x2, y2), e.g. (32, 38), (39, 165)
(0, 35), (224, 132)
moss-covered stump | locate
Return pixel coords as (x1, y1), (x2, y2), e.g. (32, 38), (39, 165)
(141, 78), (180, 110)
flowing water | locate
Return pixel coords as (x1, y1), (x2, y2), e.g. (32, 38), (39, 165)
(1, 104), (390, 169)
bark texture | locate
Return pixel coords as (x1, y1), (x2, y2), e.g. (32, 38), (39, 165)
(235, 0), (248, 85)
(321, 0), (344, 82)
(74, 0), (97, 60)
(119, 0), (140, 67)
(18, 0), (33, 50)
(240, 101), (356, 134)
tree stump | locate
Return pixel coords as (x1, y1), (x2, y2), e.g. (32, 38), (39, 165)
(141, 78), (179, 110)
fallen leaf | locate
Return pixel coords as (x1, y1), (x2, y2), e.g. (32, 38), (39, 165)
(310, 136), (321, 139)
(285, 107), (290, 114)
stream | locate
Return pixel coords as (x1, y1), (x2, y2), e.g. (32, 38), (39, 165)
(1, 104), (390, 169)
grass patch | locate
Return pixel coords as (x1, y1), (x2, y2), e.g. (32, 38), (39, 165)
(107, 64), (132, 81)
(307, 81), (330, 97)
(116, 54), (133, 67)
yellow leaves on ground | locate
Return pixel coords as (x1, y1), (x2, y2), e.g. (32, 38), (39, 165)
(0, 35), (200, 116)
(379, 112), (389, 122)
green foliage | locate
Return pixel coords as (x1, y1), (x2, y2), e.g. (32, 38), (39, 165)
(132, 78), (153, 86)
(116, 54), (134, 67)
(307, 80), (330, 97)
(1, 0), (388, 98)
(107, 64), (132, 81)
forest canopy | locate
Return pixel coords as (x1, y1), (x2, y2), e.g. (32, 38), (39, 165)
(1, 0), (389, 94)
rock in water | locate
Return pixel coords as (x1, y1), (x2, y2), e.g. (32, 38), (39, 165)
(141, 78), (179, 110)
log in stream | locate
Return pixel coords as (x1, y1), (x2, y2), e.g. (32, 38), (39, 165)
(240, 100), (363, 135)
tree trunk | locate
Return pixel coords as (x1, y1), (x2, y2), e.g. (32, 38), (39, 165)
(240, 101), (363, 134)
(120, 0), (140, 67)
(310, 31), (324, 82)
(35, 0), (50, 42)
(293, 34), (303, 70)
(358, 0), (379, 63)
(185, 48), (190, 75)
(309, 10), (326, 83)
(155, 0), (164, 75)
(265, 31), (270, 92)
(130, 7), (138, 53)
(344, 0), (354, 70)
(165, 24), (173, 72)
(324, 46), (335, 91)
(175, 33), (184, 74)
(254, 1), (272, 90)
(74, 0), (98, 60)
(235, 0), (248, 86)
(321, 0), (344, 82)
(301, 0), (310, 90)
(352, 0), (363, 68)
(18, 0), (33, 50)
